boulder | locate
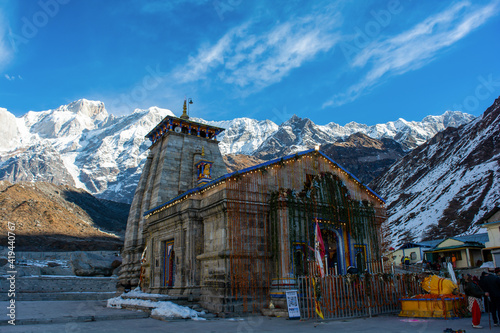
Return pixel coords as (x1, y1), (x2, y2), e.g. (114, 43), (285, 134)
(70, 252), (119, 276)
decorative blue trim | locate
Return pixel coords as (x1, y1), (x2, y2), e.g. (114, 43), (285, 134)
(144, 149), (386, 216)
(316, 150), (385, 203)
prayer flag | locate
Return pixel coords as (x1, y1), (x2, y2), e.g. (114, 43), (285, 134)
(315, 221), (325, 278)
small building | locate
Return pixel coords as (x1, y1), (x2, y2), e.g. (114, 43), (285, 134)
(480, 206), (500, 266)
(423, 234), (489, 269)
(389, 240), (442, 266)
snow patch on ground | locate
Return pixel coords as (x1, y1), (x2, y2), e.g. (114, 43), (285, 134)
(122, 287), (171, 299)
(107, 288), (206, 320)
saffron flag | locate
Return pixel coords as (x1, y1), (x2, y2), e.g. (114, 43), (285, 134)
(311, 277), (324, 319)
(315, 221), (325, 278)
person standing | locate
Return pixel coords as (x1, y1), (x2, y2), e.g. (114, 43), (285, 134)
(480, 271), (500, 327)
(451, 254), (457, 269)
(404, 256), (410, 270)
(464, 274), (486, 329)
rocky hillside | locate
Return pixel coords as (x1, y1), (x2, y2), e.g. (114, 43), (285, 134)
(321, 133), (406, 185)
(0, 99), (474, 204)
(0, 181), (129, 251)
(223, 154), (265, 173)
(370, 97), (500, 247)
(251, 112), (475, 161)
(223, 133), (406, 185)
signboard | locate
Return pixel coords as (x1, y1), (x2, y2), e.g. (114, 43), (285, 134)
(286, 290), (301, 319)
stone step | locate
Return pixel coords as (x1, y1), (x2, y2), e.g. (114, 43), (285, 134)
(2, 291), (118, 301)
(0, 275), (118, 294)
(121, 294), (188, 302)
(120, 294), (205, 308)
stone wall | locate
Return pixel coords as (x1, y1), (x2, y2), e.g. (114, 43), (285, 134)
(143, 185), (227, 303)
(119, 128), (226, 290)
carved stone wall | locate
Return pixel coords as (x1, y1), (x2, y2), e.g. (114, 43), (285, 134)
(119, 128), (226, 289)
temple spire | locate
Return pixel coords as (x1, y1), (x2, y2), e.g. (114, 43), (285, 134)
(180, 99), (189, 120)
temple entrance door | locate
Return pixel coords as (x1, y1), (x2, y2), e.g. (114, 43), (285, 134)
(321, 229), (341, 275)
(162, 240), (175, 287)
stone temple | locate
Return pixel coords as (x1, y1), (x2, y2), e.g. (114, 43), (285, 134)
(119, 101), (386, 313)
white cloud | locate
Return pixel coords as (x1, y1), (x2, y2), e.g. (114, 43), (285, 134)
(0, 10), (12, 70)
(324, 0), (500, 108)
(172, 13), (340, 92)
(3, 74), (21, 81)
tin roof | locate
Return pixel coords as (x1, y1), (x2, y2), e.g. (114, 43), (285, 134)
(144, 149), (385, 217)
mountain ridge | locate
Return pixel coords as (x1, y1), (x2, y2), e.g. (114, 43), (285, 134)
(370, 97), (500, 247)
(0, 99), (475, 204)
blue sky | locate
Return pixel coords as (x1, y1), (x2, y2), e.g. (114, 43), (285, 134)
(1, 0), (499, 126)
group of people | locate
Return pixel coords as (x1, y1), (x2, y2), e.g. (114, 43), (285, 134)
(463, 268), (500, 329)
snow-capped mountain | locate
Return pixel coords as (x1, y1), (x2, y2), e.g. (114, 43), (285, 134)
(253, 112), (475, 160)
(191, 117), (279, 155)
(326, 111), (476, 150)
(0, 99), (475, 203)
(370, 97), (500, 247)
(0, 99), (174, 203)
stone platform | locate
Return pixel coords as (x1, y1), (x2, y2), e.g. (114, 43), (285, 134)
(0, 275), (119, 301)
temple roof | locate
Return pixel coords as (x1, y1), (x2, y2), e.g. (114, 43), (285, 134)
(144, 148), (386, 218)
(145, 115), (225, 145)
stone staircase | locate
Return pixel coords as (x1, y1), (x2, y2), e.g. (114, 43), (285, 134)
(0, 276), (119, 301)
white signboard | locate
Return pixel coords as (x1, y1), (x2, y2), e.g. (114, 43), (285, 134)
(286, 290), (301, 320)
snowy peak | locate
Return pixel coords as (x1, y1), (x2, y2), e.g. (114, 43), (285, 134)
(370, 97), (500, 247)
(0, 99), (478, 204)
(251, 111), (475, 161)
(192, 117), (279, 155)
(23, 99), (111, 140)
(253, 114), (334, 160)
(134, 106), (176, 118)
(63, 99), (108, 120)
(0, 107), (23, 151)
(323, 112), (475, 150)
(422, 110), (476, 128)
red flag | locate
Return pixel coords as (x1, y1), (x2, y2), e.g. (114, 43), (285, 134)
(315, 221), (325, 258)
(315, 220), (326, 278)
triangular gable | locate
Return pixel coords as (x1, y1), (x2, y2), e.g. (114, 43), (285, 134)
(400, 242), (422, 249)
(144, 149), (385, 217)
(416, 239), (445, 248)
(436, 238), (465, 248)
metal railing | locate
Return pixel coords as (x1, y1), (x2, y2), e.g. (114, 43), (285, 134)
(307, 260), (389, 276)
(297, 273), (421, 320)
